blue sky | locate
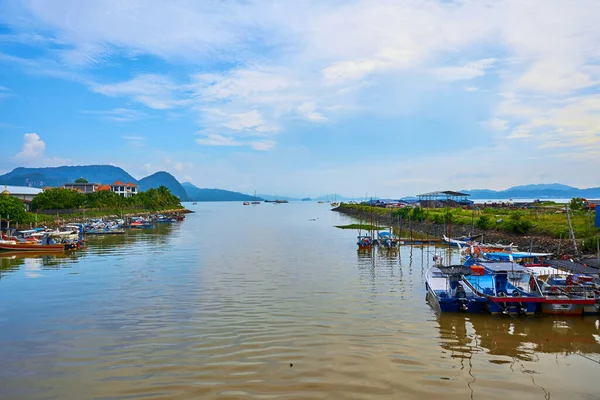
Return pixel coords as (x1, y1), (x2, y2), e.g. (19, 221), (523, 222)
(1, 0), (599, 198)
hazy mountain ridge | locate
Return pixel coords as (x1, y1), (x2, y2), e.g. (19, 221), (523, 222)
(183, 182), (263, 202)
(463, 183), (600, 199)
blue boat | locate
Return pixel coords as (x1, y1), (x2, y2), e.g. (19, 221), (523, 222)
(426, 265), (488, 313)
(462, 262), (544, 315)
(377, 230), (399, 250)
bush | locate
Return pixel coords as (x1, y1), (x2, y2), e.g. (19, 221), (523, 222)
(476, 215), (492, 230)
(581, 235), (600, 252)
(504, 212), (534, 234)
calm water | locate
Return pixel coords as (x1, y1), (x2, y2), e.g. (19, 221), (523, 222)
(1, 202), (599, 400)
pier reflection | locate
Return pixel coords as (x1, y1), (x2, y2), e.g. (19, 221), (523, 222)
(437, 313), (600, 362)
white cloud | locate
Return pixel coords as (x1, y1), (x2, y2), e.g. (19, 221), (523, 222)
(13, 132), (68, 166)
(15, 133), (46, 160)
(91, 74), (190, 109)
(83, 108), (148, 122)
(433, 58), (497, 82)
(122, 135), (147, 147)
(195, 134), (242, 147)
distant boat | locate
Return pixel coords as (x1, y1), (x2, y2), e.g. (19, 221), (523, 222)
(251, 191), (260, 204)
(243, 201), (251, 205)
(318, 200), (325, 204)
(274, 199), (289, 203)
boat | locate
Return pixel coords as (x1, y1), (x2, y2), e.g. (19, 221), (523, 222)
(534, 272), (598, 315)
(426, 264), (488, 313)
(357, 235), (373, 250)
(442, 235), (473, 247)
(461, 262), (544, 315)
(274, 199), (289, 204)
(243, 201), (251, 205)
(251, 191), (260, 204)
(377, 229), (399, 250)
(0, 235), (66, 253)
(85, 228), (127, 235)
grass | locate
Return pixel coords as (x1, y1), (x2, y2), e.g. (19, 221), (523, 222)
(337, 203), (599, 239)
(335, 223), (385, 231)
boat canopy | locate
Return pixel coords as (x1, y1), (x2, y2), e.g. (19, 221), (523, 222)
(480, 262), (531, 273)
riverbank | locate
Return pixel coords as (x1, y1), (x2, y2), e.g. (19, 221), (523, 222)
(333, 204), (599, 257)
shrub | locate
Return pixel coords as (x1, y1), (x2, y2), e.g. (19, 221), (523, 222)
(476, 215), (492, 230)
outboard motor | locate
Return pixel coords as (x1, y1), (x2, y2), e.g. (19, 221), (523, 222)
(455, 283), (468, 312)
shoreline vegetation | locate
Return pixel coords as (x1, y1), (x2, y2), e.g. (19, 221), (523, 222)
(1, 186), (192, 229)
(333, 202), (600, 256)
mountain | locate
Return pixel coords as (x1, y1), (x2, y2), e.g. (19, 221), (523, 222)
(0, 165), (136, 188)
(0, 165), (189, 200)
(257, 194), (301, 202)
(139, 171), (189, 201)
(182, 182), (261, 202)
(463, 183), (600, 200)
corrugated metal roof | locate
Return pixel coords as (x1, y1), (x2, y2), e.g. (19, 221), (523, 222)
(547, 260), (600, 275)
(417, 190), (470, 197)
(1, 185), (43, 195)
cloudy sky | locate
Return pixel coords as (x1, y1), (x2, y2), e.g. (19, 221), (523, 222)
(1, 0), (599, 197)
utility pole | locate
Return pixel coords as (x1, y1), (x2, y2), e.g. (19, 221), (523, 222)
(566, 206), (579, 256)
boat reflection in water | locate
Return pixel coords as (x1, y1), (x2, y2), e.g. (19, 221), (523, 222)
(0, 252), (81, 279)
(436, 313), (600, 362)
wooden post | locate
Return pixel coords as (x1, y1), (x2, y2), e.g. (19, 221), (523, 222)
(566, 206), (579, 256)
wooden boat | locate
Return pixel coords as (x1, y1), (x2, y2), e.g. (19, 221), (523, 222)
(0, 242), (65, 253)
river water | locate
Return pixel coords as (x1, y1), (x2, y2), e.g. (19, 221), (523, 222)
(1, 202), (599, 399)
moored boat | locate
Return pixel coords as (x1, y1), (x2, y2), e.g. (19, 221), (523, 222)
(462, 262), (544, 315)
(426, 265), (488, 313)
(357, 235), (373, 250)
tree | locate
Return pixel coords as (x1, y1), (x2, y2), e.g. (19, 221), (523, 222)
(0, 195), (27, 223)
(74, 177), (89, 183)
(31, 188), (86, 210)
(569, 197), (584, 211)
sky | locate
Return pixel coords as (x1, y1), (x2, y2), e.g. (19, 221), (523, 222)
(1, 0), (599, 198)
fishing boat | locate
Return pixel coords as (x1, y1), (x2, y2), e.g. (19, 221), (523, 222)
(534, 272), (598, 315)
(461, 262), (544, 315)
(442, 235), (473, 247)
(378, 229), (399, 250)
(426, 265), (488, 313)
(357, 235), (373, 250)
(0, 234), (66, 253)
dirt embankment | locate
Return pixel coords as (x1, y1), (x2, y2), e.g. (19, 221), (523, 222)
(333, 206), (593, 256)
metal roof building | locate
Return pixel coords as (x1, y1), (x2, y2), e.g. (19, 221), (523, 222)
(416, 190), (472, 208)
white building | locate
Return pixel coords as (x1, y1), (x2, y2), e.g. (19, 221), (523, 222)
(110, 181), (138, 198)
(1, 185), (43, 211)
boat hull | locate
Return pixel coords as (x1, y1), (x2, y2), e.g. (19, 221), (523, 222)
(0, 243), (65, 253)
(426, 283), (487, 313)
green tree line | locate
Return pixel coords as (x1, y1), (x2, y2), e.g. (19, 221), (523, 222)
(31, 186), (182, 212)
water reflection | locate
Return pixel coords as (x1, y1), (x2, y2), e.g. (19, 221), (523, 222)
(437, 314), (600, 362)
(0, 223), (180, 280)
